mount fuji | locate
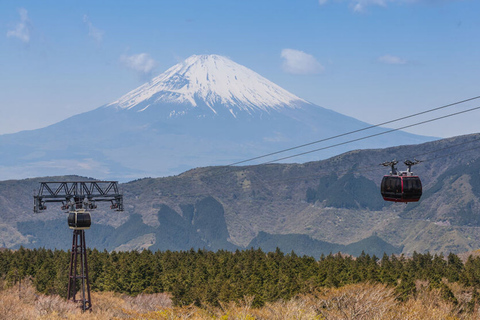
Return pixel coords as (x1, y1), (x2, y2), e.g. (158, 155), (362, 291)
(0, 54), (434, 180)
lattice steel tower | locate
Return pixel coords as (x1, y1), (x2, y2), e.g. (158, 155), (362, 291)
(34, 181), (123, 311)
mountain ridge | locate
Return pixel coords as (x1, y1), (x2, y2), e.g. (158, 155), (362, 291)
(0, 54), (434, 181)
(1, 133), (479, 255)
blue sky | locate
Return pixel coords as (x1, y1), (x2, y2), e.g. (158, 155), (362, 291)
(1, 0), (479, 138)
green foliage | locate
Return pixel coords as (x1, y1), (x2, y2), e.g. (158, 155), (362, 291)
(468, 288), (480, 312)
(429, 279), (458, 305)
(395, 271), (416, 302)
(446, 252), (464, 282)
(2, 248), (480, 308)
(461, 255), (480, 287)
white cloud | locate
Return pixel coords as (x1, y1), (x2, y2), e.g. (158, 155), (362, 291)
(378, 54), (407, 65)
(83, 15), (104, 43)
(281, 49), (324, 75)
(120, 53), (158, 77)
(321, 0), (455, 12)
(351, 0), (387, 12)
(7, 8), (31, 43)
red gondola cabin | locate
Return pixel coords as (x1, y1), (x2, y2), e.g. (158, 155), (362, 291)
(380, 174), (422, 202)
(380, 159), (422, 203)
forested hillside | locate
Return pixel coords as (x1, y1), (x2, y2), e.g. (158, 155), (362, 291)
(1, 248), (479, 308)
(1, 133), (480, 255)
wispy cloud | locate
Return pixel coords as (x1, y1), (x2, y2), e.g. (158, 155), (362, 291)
(7, 8), (31, 43)
(351, 0), (387, 12)
(83, 15), (104, 43)
(120, 53), (158, 78)
(378, 54), (407, 65)
(319, 0), (456, 12)
(281, 49), (324, 75)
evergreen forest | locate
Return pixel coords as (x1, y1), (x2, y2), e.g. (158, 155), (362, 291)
(2, 247), (480, 309)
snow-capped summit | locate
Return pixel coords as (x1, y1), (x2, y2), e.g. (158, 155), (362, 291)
(0, 54), (435, 181)
(107, 54), (306, 115)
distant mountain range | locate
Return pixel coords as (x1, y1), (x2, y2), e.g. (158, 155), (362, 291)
(1, 133), (480, 257)
(0, 54), (433, 181)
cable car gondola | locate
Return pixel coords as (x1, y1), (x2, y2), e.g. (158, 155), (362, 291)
(380, 159), (422, 203)
(68, 209), (92, 230)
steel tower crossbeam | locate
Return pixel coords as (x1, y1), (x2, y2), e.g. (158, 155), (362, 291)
(34, 181), (123, 213)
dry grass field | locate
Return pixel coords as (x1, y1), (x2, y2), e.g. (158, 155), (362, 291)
(1, 279), (480, 319)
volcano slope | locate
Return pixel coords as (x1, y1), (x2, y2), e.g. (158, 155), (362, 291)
(0, 54), (432, 181)
(1, 133), (480, 256)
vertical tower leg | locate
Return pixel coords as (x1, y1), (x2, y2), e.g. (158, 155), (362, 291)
(67, 230), (92, 312)
(81, 230), (92, 311)
(67, 230), (78, 302)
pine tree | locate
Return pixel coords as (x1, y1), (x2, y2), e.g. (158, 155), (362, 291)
(395, 271), (416, 302)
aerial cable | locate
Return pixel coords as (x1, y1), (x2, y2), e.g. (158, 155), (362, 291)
(415, 144), (480, 164)
(193, 97), (480, 181)
(259, 105), (480, 165)
(227, 95), (480, 166)
(194, 105), (480, 181)
(185, 140), (480, 202)
(412, 135), (480, 160)
(169, 138), (480, 197)
(262, 141), (480, 185)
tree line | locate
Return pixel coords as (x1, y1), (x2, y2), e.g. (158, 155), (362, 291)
(1, 247), (480, 307)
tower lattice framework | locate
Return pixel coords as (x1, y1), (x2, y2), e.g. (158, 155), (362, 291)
(67, 229), (92, 311)
(34, 181), (123, 312)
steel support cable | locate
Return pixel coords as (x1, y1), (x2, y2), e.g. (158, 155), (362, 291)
(262, 143), (480, 185)
(259, 105), (480, 165)
(161, 140), (480, 197)
(416, 144), (480, 164)
(228, 119), (480, 186)
(191, 100), (480, 182)
(195, 116), (480, 181)
(412, 136), (480, 160)
(227, 95), (480, 166)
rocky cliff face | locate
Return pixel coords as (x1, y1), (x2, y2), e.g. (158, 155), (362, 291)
(1, 133), (479, 255)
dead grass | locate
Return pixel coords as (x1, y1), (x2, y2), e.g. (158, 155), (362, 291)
(2, 280), (480, 319)
(123, 292), (173, 312)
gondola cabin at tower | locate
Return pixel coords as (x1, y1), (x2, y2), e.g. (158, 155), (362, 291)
(68, 210), (92, 230)
(380, 160), (422, 203)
